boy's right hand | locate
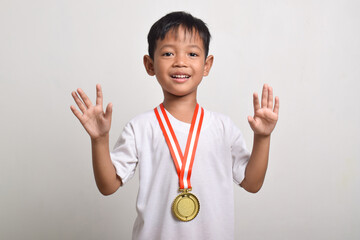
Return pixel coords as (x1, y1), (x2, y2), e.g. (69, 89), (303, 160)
(70, 84), (113, 140)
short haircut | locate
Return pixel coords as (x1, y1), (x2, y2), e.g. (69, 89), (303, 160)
(147, 11), (211, 59)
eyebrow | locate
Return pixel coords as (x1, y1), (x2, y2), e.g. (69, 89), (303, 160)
(188, 45), (203, 51)
(159, 44), (203, 52)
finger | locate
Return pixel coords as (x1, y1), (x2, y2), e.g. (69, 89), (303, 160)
(96, 84), (103, 108)
(268, 86), (273, 109)
(247, 116), (257, 130)
(71, 91), (87, 113)
(261, 84), (268, 108)
(253, 92), (260, 112)
(70, 105), (84, 122)
(248, 115), (254, 124)
(77, 88), (93, 109)
(273, 96), (280, 115)
(104, 103), (113, 120)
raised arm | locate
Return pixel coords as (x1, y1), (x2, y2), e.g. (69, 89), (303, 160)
(70, 84), (122, 195)
(240, 84), (279, 193)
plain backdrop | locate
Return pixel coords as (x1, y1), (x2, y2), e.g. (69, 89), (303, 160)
(1, 0), (359, 239)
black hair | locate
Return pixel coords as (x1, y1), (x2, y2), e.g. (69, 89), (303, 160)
(147, 11), (211, 59)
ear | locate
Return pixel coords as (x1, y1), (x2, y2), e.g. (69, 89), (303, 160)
(203, 55), (214, 76)
(143, 55), (155, 76)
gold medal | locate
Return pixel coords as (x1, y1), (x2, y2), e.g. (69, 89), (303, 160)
(172, 188), (200, 222)
(155, 104), (204, 222)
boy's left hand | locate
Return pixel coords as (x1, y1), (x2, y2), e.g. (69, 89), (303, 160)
(248, 84), (279, 136)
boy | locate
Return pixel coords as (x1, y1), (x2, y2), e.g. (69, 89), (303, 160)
(70, 11), (279, 240)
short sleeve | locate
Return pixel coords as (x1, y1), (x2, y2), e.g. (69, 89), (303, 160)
(110, 122), (138, 185)
(230, 122), (250, 185)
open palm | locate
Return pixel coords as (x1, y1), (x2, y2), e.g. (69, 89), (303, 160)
(70, 84), (113, 139)
(248, 84), (279, 136)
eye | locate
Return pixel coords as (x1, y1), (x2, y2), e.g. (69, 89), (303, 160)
(189, 52), (198, 57)
(162, 52), (173, 57)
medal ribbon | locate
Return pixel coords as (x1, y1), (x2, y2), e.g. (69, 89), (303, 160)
(154, 103), (204, 189)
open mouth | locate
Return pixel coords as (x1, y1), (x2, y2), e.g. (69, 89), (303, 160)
(171, 74), (190, 79)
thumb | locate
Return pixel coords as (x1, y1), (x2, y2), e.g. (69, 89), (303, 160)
(105, 103), (113, 120)
(247, 116), (256, 128)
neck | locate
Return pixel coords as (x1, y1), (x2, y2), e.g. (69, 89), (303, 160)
(163, 92), (198, 124)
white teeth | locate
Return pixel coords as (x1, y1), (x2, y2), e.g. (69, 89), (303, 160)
(172, 75), (189, 79)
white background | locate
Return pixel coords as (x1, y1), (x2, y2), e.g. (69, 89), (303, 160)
(1, 0), (359, 239)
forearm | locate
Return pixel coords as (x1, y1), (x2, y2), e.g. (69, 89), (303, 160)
(91, 135), (122, 195)
(241, 134), (270, 193)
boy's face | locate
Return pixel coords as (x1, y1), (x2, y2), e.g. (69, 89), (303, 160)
(144, 27), (213, 99)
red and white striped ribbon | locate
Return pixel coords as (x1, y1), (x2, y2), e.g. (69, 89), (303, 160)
(154, 103), (204, 189)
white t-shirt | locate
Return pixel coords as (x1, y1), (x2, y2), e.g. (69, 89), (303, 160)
(110, 107), (250, 240)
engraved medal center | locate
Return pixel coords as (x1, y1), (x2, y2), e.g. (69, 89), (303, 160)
(177, 197), (195, 216)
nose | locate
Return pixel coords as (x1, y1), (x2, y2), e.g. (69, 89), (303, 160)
(173, 54), (187, 67)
